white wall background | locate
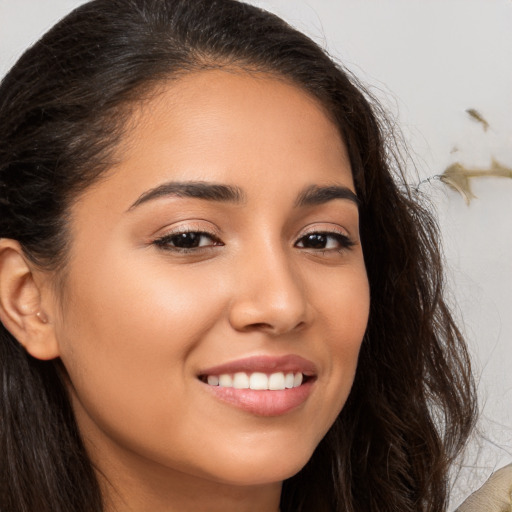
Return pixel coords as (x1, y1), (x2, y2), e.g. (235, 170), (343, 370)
(1, 0), (511, 507)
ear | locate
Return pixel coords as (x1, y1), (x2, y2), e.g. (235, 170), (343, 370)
(0, 239), (60, 360)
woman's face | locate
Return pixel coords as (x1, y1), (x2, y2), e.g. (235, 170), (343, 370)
(49, 70), (369, 490)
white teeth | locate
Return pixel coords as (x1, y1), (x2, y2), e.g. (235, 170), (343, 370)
(218, 374), (233, 387)
(206, 371), (305, 390)
(268, 372), (285, 390)
(207, 375), (219, 386)
(233, 372), (250, 389)
(249, 372), (268, 390)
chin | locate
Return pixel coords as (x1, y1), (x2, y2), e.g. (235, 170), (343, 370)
(200, 440), (316, 487)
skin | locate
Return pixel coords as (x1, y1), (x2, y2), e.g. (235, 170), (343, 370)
(3, 70), (370, 511)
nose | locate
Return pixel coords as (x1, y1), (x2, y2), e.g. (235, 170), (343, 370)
(228, 244), (310, 336)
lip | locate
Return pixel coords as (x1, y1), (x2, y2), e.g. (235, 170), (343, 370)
(198, 354), (317, 417)
(198, 354), (317, 377)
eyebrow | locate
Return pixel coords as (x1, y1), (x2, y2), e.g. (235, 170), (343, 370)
(295, 185), (359, 208)
(128, 181), (246, 210)
(127, 180), (358, 212)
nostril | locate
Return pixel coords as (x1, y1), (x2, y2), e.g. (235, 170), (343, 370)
(242, 320), (306, 335)
(245, 322), (272, 331)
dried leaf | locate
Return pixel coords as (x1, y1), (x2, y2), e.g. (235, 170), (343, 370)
(440, 163), (476, 205)
(466, 108), (490, 132)
(440, 160), (512, 205)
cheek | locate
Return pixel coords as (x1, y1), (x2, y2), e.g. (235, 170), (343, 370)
(312, 258), (370, 345)
(279, 259), (368, 444)
(53, 250), (225, 420)
(337, 269), (369, 364)
(59, 246), (224, 348)
(329, 273), (369, 357)
(315, 265), (370, 408)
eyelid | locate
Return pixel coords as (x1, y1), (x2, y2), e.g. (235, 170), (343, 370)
(149, 220), (224, 252)
(294, 223), (356, 253)
(153, 230), (221, 245)
(297, 223), (352, 241)
(152, 231), (224, 257)
(150, 220), (221, 239)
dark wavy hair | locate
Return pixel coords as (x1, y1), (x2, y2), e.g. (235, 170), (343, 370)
(0, 1), (476, 511)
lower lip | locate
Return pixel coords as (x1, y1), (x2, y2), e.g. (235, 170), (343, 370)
(202, 380), (314, 417)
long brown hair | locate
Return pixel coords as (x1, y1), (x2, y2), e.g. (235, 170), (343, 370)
(0, 1), (476, 511)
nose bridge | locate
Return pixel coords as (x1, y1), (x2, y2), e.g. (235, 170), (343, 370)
(228, 237), (309, 334)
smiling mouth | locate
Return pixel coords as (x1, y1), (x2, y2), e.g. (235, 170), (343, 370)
(197, 355), (317, 415)
(199, 371), (313, 390)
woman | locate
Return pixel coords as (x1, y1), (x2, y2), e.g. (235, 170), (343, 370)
(0, 1), (477, 511)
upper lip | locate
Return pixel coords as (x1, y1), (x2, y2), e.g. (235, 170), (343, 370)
(198, 354), (317, 377)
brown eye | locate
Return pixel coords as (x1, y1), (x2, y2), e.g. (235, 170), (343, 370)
(296, 232), (354, 251)
(168, 232), (205, 248)
(301, 233), (329, 249)
(154, 231), (222, 251)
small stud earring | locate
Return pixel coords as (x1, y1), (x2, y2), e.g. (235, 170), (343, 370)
(36, 311), (48, 324)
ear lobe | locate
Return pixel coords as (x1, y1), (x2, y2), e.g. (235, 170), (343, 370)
(0, 239), (60, 360)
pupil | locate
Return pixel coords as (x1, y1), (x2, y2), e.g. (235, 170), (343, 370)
(174, 233), (200, 248)
(305, 233), (327, 248)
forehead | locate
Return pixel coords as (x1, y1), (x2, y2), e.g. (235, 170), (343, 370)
(79, 69), (353, 213)
(123, 70), (349, 173)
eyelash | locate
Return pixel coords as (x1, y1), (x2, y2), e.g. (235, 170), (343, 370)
(152, 229), (354, 254)
(295, 231), (355, 252)
(153, 230), (223, 253)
